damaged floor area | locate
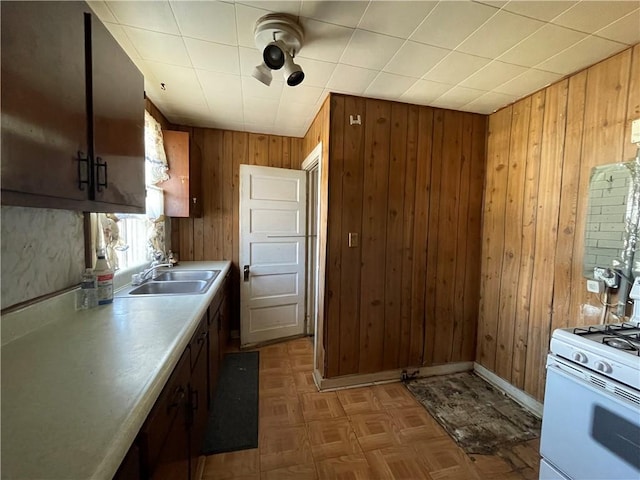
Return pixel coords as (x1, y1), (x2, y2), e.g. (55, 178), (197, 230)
(406, 371), (541, 471)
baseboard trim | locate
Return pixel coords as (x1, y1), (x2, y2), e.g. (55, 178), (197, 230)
(315, 361), (474, 391)
(473, 363), (543, 418)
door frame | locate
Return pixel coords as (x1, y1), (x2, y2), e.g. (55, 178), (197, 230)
(302, 142), (323, 375)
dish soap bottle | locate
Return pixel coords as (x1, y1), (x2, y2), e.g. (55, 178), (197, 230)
(80, 268), (98, 309)
(94, 249), (114, 305)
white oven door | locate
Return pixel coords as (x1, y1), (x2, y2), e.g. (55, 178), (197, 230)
(540, 356), (640, 480)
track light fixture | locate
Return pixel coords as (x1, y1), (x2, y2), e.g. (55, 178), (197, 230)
(253, 14), (304, 87)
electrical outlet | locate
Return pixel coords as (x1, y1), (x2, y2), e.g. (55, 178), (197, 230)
(587, 279), (604, 294)
(593, 267), (619, 288)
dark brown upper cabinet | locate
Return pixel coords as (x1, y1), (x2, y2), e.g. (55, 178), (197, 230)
(1, 1), (145, 213)
(162, 130), (203, 218)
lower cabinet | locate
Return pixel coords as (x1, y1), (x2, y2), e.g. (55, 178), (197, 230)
(122, 273), (231, 480)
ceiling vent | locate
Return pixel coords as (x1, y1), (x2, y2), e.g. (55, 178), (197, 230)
(252, 14), (304, 87)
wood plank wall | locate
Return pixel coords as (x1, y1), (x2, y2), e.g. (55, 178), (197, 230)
(478, 45), (640, 402)
(169, 128), (307, 331)
(324, 94), (486, 377)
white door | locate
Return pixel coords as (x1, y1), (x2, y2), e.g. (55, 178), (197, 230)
(240, 165), (307, 347)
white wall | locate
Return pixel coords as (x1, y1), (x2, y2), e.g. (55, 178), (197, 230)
(1, 206), (85, 310)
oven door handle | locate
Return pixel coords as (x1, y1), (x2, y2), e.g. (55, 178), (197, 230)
(547, 363), (640, 410)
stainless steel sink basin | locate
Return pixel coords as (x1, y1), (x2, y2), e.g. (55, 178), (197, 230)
(129, 280), (208, 295)
(154, 270), (220, 282)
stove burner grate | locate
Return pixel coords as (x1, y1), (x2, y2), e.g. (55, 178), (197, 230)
(602, 336), (640, 354)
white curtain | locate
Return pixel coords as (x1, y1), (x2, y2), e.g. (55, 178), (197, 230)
(144, 110), (170, 185)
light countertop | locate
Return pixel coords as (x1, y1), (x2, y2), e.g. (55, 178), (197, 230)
(1, 261), (231, 479)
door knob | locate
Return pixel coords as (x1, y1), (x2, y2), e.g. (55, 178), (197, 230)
(244, 265), (250, 282)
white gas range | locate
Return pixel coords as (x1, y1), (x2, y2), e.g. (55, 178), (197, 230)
(540, 321), (640, 480)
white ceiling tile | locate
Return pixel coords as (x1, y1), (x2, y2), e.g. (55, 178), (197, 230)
(197, 70), (242, 105)
(457, 10), (545, 59)
(206, 105), (244, 123)
(358, 1), (438, 38)
(501, 1), (577, 22)
(239, 47), (263, 76)
(244, 97), (279, 124)
(460, 61), (528, 90)
(498, 23), (587, 67)
(410, 1), (499, 50)
(236, 1), (301, 17)
(158, 100), (211, 119)
(277, 101), (311, 119)
(241, 75), (284, 100)
(433, 86), (487, 108)
(326, 64), (377, 94)
(295, 58), (337, 88)
(280, 84), (324, 105)
(104, 23), (141, 59)
(552, 1), (639, 34)
(143, 61), (207, 105)
(423, 51), (491, 85)
(170, 1), (238, 45)
(463, 91), (518, 114)
(184, 38), (240, 74)
(298, 18), (355, 63)
(595, 9), (640, 45)
(364, 73), (417, 100)
(124, 27), (190, 66)
(383, 41), (450, 78)
(87, 1), (117, 23)
(535, 35), (628, 75)
(474, 0), (508, 7)
(399, 80), (454, 105)
(107, 1), (180, 34)
(299, 1), (368, 27)
(235, 4), (269, 48)
(340, 30), (405, 70)
(494, 68), (563, 97)
(431, 86), (486, 109)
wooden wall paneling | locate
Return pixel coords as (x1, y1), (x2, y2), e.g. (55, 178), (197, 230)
(461, 115), (487, 361)
(358, 99), (391, 374)
(495, 98), (531, 382)
(383, 103), (408, 370)
(269, 136), (283, 168)
(170, 216), (180, 257)
(290, 138), (303, 169)
(423, 109), (444, 366)
(325, 95), (345, 377)
(431, 111), (463, 364)
(398, 105), (419, 367)
(192, 129), (205, 260)
(524, 80), (568, 399)
(477, 106), (512, 371)
(179, 217), (194, 260)
(232, 131), (248, 331)
(623, 45), (640, 161)
(282, 137), (292, 169)
(511, 91), (545, 390)
(410, 107), (433, 366)
(338, 95), (366, 376)
(222, 131), (234, 261)
(451, 114), (474, 362)
(249, 134), (269, 166)
(552, 72), (587, 333)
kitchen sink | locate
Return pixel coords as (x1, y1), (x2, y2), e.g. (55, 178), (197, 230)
(128, 280), (209, 295)
(154, 270), (220, 282)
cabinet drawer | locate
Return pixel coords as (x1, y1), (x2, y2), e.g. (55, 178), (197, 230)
(138, 349), (190, 476)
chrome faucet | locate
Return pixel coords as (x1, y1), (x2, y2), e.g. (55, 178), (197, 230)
(132, 262), (173, 285)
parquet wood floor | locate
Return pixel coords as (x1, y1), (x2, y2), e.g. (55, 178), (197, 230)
(201, 337), (541, 480)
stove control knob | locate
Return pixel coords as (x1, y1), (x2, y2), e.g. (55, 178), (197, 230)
(572, 352), (588, 363)
(595, 361), (612, 374)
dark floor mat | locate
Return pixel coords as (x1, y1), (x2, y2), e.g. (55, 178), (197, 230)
(202, 351), (259, 455)
(405, 371), (541, 455)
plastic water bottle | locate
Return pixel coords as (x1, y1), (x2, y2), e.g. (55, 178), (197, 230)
(94, 249), (114, 305)
(78, 268), (98, 310)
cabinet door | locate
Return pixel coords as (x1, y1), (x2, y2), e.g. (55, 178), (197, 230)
(89, 13), (145, 211)
(208, 308), (220, 407)
(1, 1), (89, 206)
(163, 131), (202, 218)
(189, 317), (209, 477)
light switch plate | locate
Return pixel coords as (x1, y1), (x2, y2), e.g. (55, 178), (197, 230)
(348, 232), (359, 248)
(632, 118), (640, 144)
(587, 279), (604, 294)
